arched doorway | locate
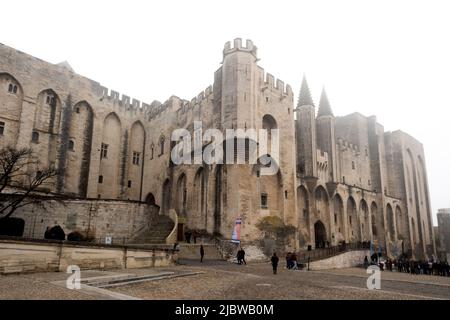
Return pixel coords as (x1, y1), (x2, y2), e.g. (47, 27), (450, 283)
(145, 193), (156, 206)
(314, 220), (327, 248)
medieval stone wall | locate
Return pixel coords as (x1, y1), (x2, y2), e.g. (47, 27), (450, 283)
(11, 198), (158, 243)
(0, 39), (436, 259)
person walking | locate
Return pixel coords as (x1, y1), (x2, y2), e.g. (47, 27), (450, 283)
(240, 247), (247, 265)
(200, 244), (205, 263)
(236, 249), (242, 265)
(291, 252), (298, 270)
(271, 252), (279, 274)
(286, 252), (292, 269)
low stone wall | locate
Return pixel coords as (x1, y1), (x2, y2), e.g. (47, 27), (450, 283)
(0, 238), (177, 274)
(308, 250), (370, 271)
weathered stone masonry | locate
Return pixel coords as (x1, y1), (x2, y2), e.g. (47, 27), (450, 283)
(0, 39), (436, 259)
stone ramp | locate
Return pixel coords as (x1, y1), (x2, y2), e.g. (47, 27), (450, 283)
(307, 250), (370, 270)
(178, 243), (224, 261)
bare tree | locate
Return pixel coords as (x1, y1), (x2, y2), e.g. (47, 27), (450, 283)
(0, 146), (60, 220)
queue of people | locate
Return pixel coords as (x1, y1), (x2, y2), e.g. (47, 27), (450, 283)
(364, 255), (450, 277)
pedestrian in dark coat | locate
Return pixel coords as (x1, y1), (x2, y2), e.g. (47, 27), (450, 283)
(271, 253), (279, 274)
(200, 245), (205, 263)
(286, 252), (292, 269)
(240, 248), (247, 265)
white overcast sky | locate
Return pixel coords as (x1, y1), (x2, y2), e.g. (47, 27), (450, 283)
(1, 0), (449, 225)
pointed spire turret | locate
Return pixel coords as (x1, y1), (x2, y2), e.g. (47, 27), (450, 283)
(317, 87), (334, 117)
(297, 75), (314, 107)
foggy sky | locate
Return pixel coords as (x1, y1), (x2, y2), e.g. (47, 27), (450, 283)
(2, 0), (448, 225)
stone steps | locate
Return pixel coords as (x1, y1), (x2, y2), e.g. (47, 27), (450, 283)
(132, 215), (174, 244)
(87, 272), (175, 287)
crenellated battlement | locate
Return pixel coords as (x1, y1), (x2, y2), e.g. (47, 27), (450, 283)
(179, 85), (214, 114)
(316, 149), (329, 172)
(260, 68), (293, 96)
(317, 148), (329, 162)
(146, 99), (172, 120)
(223, 38), (257, 59)
(336, 137), (360, 154)
(97, 85), (154, 118)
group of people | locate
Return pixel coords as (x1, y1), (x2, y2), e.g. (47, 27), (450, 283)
(393, 259), (450, 276)
(269, 251), (299, 274)
(364, 255), (450, 277)
(184, 230), (198, 244)
(285, 252), (298, 270)
(199, 245), (247, 265)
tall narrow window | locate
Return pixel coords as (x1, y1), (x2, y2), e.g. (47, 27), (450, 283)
(68, 140), (75, 151)
(261, 193), (268, 208)
(8, 83), (17, 94)
(159, 137), (165, 155)
(352, 161), (355, 170)
(128, 180), (132, 188)
(150, 144), (154, 160)
(98, 175), (103, 183)
(31, 131), (39, 143)
(132, 151), (140, 165)
(0, 121), (5, 135)
(101, 143), (108, 159)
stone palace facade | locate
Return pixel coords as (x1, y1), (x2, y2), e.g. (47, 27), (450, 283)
(0, 39), (435, 259)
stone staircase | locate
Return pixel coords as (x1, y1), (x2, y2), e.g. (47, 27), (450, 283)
(131, 215), (175, 244)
